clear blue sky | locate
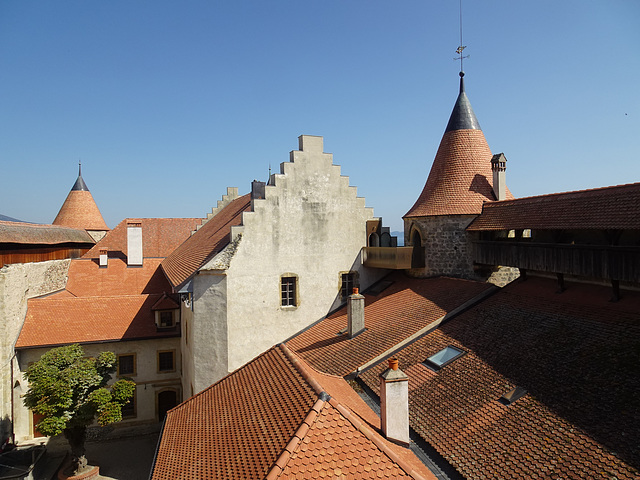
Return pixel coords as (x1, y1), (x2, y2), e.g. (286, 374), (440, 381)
(1, 1), (639, 232)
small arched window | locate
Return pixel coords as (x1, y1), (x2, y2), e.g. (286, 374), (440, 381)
(368, 232), (380, 247)
(411, 229), (425, 268)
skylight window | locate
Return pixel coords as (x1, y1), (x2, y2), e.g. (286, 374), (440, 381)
(424, 345), (465, 370)
(498, 386), (528, 406)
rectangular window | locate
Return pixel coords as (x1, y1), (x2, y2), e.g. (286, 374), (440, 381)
(121, 389), (136, 418)
(158, 350), (175, 373)
(340, 272), (356, 299)
(159, 311), (174, 328)
(117, 354), (136, 376)
(281, 276), (297, 307)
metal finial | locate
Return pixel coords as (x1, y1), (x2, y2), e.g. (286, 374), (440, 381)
(78, 160), (82, 176)
(453, 0), (469, 72)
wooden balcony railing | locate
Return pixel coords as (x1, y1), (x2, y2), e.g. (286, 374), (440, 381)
(472, 241), (640, 282)
(362, 246), (413, 269)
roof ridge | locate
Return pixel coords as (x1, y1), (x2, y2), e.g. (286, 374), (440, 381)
(279, 343), (326, 396)
(265, 396), (327, 480)
(487, 181), (640, 206)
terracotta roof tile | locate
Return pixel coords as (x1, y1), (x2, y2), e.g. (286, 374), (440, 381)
(404, 130), (513, 218)
(161, 194), (251, 288)
(287, 273), (493, 376)
(467, 182), (640, 231)
(64, 258), (170, 297)
(0, 220), (94, 245)
(359, 276), (640, 479)
(16, 293), (176, 348)
(151, 347), (317, 480)
(83, 218), (200, 259)
(53, 189), (109, 231)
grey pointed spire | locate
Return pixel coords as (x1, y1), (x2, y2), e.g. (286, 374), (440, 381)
(71, 162), (89, 191)
(444, 72), (481, 132)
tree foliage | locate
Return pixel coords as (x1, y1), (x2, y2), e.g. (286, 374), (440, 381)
(23, 344), (136, 437)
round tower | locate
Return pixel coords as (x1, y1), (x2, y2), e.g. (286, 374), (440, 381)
(53, 164), (110, 241)
(404, 72), (512, 278)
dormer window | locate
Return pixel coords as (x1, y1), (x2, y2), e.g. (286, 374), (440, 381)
(152, 293), (181, 330)
(157, 310), (176, 328)
(424, 345), (465, 370)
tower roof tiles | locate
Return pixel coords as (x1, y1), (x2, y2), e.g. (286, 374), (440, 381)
(405, 73), (513, 218)
(53, 167), (109, 231)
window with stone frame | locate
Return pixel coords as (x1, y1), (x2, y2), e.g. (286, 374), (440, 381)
(157, 350), (176, 373)
(121, 389), (136, 418)
(117, 353), (136, 376)
(281, 275), (298, 307)
(340, 271), (359, 299)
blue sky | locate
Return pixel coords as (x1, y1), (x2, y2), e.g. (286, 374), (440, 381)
(1, 1), (639, 232)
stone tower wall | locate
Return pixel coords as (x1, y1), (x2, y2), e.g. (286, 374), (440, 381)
(404, 215), (476, 279)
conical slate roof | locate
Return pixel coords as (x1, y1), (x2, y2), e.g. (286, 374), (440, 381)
(53, 165), (109, 231)
(405, 72), (512, 218)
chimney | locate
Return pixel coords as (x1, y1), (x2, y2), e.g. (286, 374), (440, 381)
(491, 153), (507, 201)
(379, 358), (409, 446)
(251, 180), (266, 200)
(99, 248), (108, 267)
(127, 222), (143, 266)
(347, 287), (365, 338)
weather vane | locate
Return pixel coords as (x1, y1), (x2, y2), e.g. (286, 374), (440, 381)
(453, 0), (469, 72)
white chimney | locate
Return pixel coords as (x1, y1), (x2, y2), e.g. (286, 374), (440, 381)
(347, 288), (365, 338)
(491, 153), (507, 201)
(127, 222), (143, 266)
(99, 248), (108, 267)
(379, 358), (409, 446)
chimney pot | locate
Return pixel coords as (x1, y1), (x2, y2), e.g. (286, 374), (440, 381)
(388, 358), (399, 371)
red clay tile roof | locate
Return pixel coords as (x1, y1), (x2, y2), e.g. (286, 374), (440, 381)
(152, 345), (435, 480)
(16, 293), (177, 348)
(404, 130), (514, 217)
(161, 194), (251, 289)
(359, 276), (640, 479)
(0, 221), (95, 245)
(287, 272), (494, 377)
(467, 182), (640, 231)
(151, 293), (180, 310)
(53, 189), (109, 231)
(83, 218), (201, 259)
(64, 258), (171, 297)
(151, 346), (316, 480)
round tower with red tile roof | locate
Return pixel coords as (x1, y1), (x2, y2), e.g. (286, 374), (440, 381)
(404, 72), (513, 278)
(53, 164), (110, 242)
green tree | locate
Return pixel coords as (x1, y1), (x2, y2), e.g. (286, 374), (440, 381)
(23, 344), (135, 474)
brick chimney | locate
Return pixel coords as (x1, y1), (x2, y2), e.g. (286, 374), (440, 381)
(347, 288), (365, 338)
(127, 222), (143, 266)
(491, 153), (507, 201)
(379, 358), (409, 446)
(99, 248), (108, 267)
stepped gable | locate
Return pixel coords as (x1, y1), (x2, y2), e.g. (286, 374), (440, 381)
(468, 182), (640, 231)
(151, 344), (434, 480)
(161, 193), (251, 289)
(53, 165), (109, 231)
(405, 72), (513, 218)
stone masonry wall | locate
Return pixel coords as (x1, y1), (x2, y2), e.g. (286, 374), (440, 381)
(0, 259), (70, 441)
(405, 215), (476, 279)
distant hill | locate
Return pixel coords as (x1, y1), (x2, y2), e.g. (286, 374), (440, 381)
(0, 214), (26, 223)
(391, 231), (404, 246)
